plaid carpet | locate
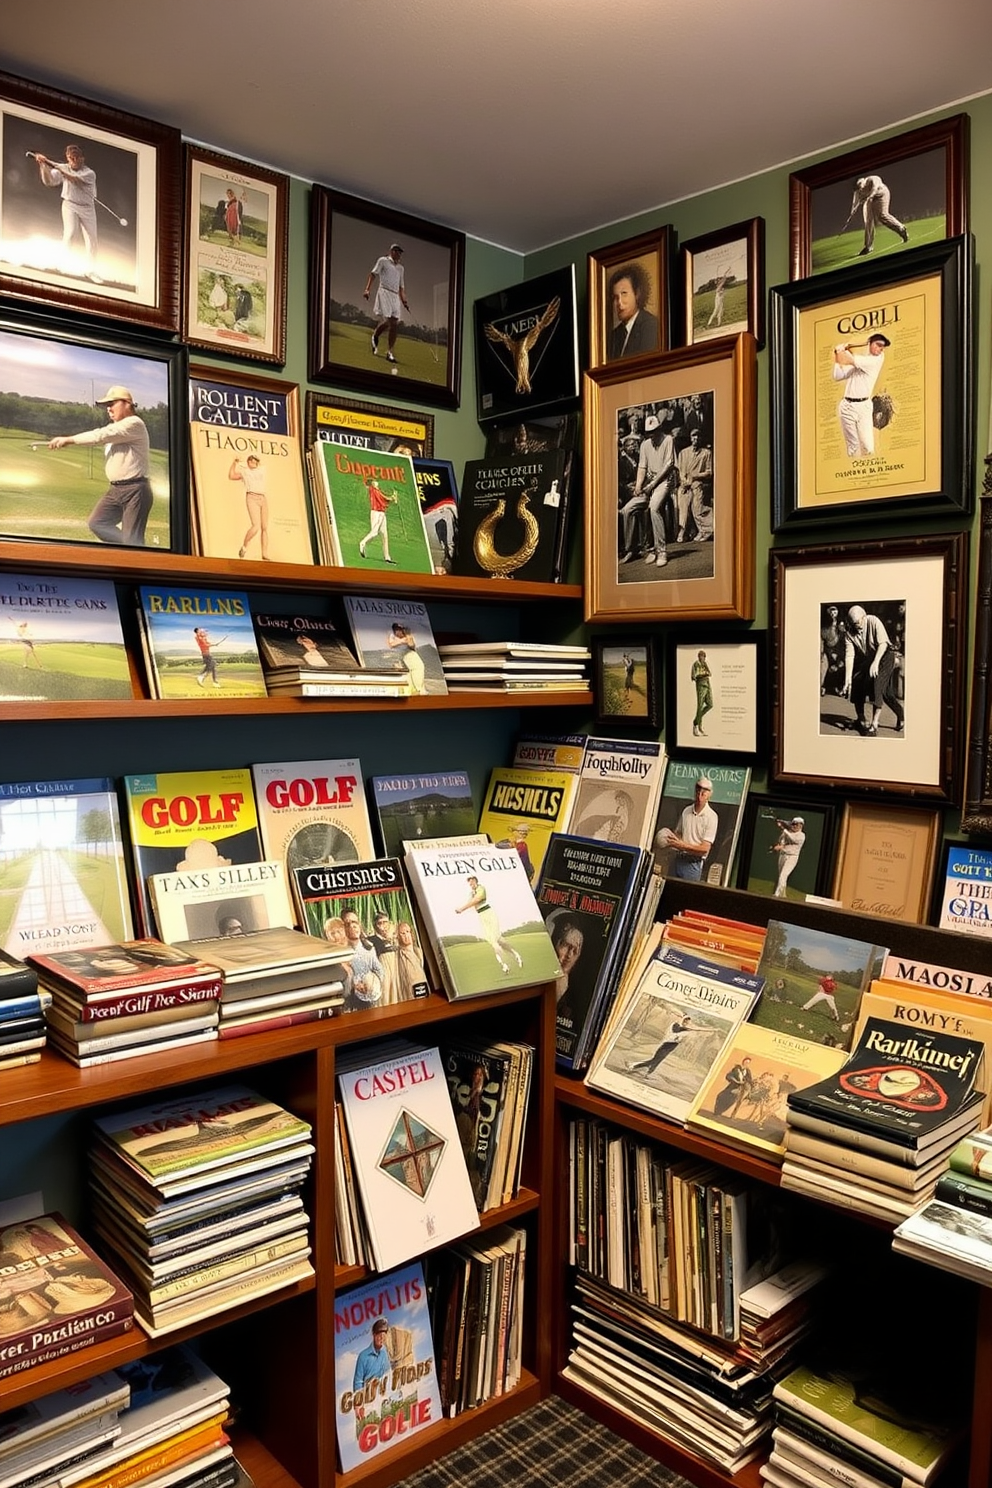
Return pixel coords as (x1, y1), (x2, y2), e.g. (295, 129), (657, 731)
(394, 1395), (692, 1487)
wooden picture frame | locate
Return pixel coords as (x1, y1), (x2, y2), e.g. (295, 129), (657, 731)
(735, 794), (837, 902)
(308, 186), (464, 410)
(831, 800), (940, 925)
(666, 630), (765, 760)
(681, 217), (764, 349)
(963, 495), (992, 835)
(0, 69), (181, 331)
(0, 303), (187, 552)
(587, 226), (676, 370)
(771, 533), (968, 803)
(474, 265), (580, 425)
(584, 335), (757, 624)
(182, 145), (289, 365)
(770, 236), (973, 532)
(592, 636), (662, 731)
(789, 114), (969, 280)
(304, 390), (434, 458)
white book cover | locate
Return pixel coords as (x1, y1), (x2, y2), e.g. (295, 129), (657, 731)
(149, 859), (294, 944)
(565, 737), (666, 854)
(251, 758), (375, 880)
(338, 1043), (479, 1272)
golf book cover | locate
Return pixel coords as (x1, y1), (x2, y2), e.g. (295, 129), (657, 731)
(251, 758), (375, 880)
(370, 772), (475, 859)
(137, 586), (267, 699)
(0, 573), (131, 702)
(342, 595), (446, 695)
(310, 440), (432, 574)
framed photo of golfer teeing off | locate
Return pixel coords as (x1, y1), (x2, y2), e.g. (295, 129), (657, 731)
(770, 533), (968, 804)
(0, 70), (181, 331)
(0, 303), (188, 552)
(769, 236), (973, 533)
(308, 186), (465, 410)
(788, 114), (969, 281)
(584, 335), (757, 625)
(666, 631), (765, 762)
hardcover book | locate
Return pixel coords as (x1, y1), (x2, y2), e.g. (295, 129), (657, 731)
(342, 596), (446, 696)
(855, 980), (992, 1123)
(148, 859), (295, 945)
(337, 1042), (480, 1271)
(404, 843), (561, 1000)
(0, 777), (134, 956)
(0, 573), (131, 703)
(311, 440), (433, 574)
(0, 1212), (133, 1381)
(751, 920), (888, 1051)
(293, 857), (430, 1006)
(937, 843), (992, 940)
(893, 1198), (992, 1286)
(251, 758), (375, 879)
(251, 610), (360, 673)
(879, 953), (992, 1002)
(453, 450), (571, 584)
(650, 758), (749, 884)
(137, 587), (267, 700)
(28, 939), (220, 1005)
(370, 772), (476, 859)
(333, 1262), (442, 1472)
(413, 458), (459, 575)
(477, 766), (578, 887)
(567, 737), (667, 855)
(122, 768), (262, 937)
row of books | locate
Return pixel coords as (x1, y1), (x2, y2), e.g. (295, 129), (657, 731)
(0, 952), (49, 1069)
(893, 1125), (992, 1283)
(427, 1224), (528, 1418)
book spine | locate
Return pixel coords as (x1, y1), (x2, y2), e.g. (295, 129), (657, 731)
(573, 1118), (588, 1271)
(216, 1005), (338, 1039)
(0, 1313), (133, 1382)
(933, 1170), (992, 1216)
(774, 1411), (911, 1488)
(141, 1234), (308, 1304)
(773, 1386), (940, 1484)
(67, 981), (223, 1020)
(74, 1424), (229, 1488)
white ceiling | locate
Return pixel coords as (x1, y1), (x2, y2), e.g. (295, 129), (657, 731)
(2, 0), (991, 254)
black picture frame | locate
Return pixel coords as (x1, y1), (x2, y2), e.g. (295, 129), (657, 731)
(0, 68), (182, 332)
(0, 301), (188, 552)
(665, 630), (765, 761)
(681, 217), (765, 350)
(770, 235), (973, 532)
(963, 494), (992, 835)
(735, 794), (838, 902)
(592, 635), (662, 731)
(308, 185), (464, 410)
(474, 265), (579, 425)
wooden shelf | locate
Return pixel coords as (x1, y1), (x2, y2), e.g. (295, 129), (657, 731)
(231, 1431), (306, 1488)
(0, 690), (592, 722)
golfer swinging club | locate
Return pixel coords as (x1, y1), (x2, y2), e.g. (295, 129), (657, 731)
(48, 385), (153, 546)
(27, 143), (101, 278)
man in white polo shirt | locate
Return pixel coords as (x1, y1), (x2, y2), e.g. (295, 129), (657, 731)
(657, 776), (719, 882)
(48, 384), (153, 546)
(363, 243), (410, 365)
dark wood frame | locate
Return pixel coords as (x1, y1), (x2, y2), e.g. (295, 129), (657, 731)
(665, 628), (765, 762)
(587, 226), (676, 370)
(182, 144), (289, 365)
(735, 793), (838, 900)
(770, 533), (968, 803)
(591, 634), (663, 731)
(0, 69), (181, 331)
(681, 217), (764, 349)
(308, 185), (464, 410)
(770, 236), (973, 531)
(963, 493), (992, 834)
(303, 389), (434, 457)
(788, 114), (969, 280)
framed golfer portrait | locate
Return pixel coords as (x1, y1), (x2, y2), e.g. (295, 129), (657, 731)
(587, 226), (676, 370)
(666, 631), (765, 761)
(735, 795), (837, 902)
(0, 70), (181, 331)
(309, 186), (465, 410)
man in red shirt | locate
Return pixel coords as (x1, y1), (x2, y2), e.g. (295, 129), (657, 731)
(358, 476), (397, 564)
(802, 971), (841, 1022)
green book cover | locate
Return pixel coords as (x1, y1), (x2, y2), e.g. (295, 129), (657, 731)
(313, 441), (432, 574)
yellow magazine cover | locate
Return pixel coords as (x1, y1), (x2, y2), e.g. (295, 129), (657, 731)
(477, 766), (577, 888)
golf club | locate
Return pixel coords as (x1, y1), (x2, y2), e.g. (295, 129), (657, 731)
(24, 153), (128, 225)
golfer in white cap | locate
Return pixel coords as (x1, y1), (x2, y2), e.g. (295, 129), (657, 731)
(619, 411), (677, 567)
(48, 385), (152, 545)
(772, 815), (807, 899)
(656, 776), (718, 881)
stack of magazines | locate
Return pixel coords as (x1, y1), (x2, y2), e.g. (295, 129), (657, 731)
(0, 949), (49, 1069)
(438, 641), (590, 692)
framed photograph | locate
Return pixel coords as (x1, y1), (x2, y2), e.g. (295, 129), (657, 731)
(188, 366), (314, 565)
(735, 795), (837, 902)
(682, 217), (764, 348)
(304, 389), (434, 458)
(587, 226), (675, 370)
(831, 801), (940, 924)
(584, 335), (757, 624)
(963, 496), (992, 835)
(592, 637), (662, 731)
(770, 533), (968, 803)
(474, 265), (579, 425)
(183, 146), (289, 365)
(666, 631), (765, 759)
(308, 186), (464, 409)
(0, 69), (181, 331)
(789, 114), (969, 280)
(934, 841), (992, 939)
(770, 236), (973, 531)
(0, 302), (187, 551)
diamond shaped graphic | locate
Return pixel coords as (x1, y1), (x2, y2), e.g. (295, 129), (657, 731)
(378, 1109), (446, 1199)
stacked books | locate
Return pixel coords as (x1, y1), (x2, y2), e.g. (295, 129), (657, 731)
(893, 1125), (992, 1283)
(252, 608), (409, 699)
(0, 1212), (133, 1380)
(440, 1037), (534, 1211)
(168, 927), (348, 1038)
(89, 1084), (315, 1336)
(427, 1224), (527, 1418)
(782, 1016), (986, 1222)
(28, 942), (221, 1067)
(438, 641), (590, 692)
(0, 1372), (130, 1488)
(0, 950), (49, 1068)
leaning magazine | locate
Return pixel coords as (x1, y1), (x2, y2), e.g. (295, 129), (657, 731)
(251, 758), (375, 879)
(565, 736), (666, 854)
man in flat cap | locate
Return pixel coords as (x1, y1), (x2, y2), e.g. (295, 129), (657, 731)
(656, 775), (719, 881)
(832, 332), (891, 457)
(364, 242), (409, 365)
(48, 385), (153, 545)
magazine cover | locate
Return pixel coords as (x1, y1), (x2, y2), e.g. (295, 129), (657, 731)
(252, 758), (375, 878)
(122, 768), (262, 936)
(650, 759), (750, 884)
(567, 737), (667, 855)
(312, 440), (432, 574)
(412, 458), (458, 575)
(137, 587), (267, 699)
(149, 859), (295, 944)
(293, 857), (430, 1006)
(188, 371), (314, 565)
(333, 1262), (442, 1472)
(586, 946), (762, 1124)
(938, 844), (992, 940)
(0, 573), (131, 703)
(251, 610), (359, 673)
(342, 596), (446, 696)
(453, 450), (568, 583)
(513, 734), (587, 773)
(337, 1044), (480, 1271)
(0, 777), (134, 956)
(752, 920), (888, 1050)
(371, 772), (475, 859)
(27, 938), (217, 992)
(478, 766), (578, 886)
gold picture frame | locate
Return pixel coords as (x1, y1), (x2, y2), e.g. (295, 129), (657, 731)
(587, 226), (675, 370)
